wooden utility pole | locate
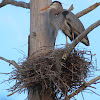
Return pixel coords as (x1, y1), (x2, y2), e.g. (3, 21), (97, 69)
(29, 0), (54, 56)
(28, 0), (54, 100)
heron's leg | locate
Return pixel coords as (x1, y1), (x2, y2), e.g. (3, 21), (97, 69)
(72, 28), (74, 40)
(72, 33), (74, 40)
(66, 36), (68, 44)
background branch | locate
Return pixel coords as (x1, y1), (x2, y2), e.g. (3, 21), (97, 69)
(76, 2), (100, 18)
(62, 20), (100, 60)
(68, 76), (100, 99)
(0, 1), (99, 16)
(68, 4), (74, 11)
(0, 0), (30, 9)
(0, 56), (19, 68)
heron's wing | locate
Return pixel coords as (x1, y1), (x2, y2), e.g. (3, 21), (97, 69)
(64, 10), (85, 33)
(62, 20), (72, 38)
(62, 10), (90, 46)
(74, 31), (90, 46)
(81, 36), (90, 46)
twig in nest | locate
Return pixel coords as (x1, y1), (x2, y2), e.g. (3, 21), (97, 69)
(86, 89), (100, 96)
(58, 76), (77, 95)
(68, 76), (100, 99)
(89, 85), (96, 89)
(81, 92), (85, 100)
(7, 86), (24, 96)
(0, 56), (19, 68)
(0, 48), (97, 98)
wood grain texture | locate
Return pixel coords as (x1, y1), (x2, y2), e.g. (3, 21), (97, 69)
(29, 0), (54, 56)
(28, 0), (53, 100)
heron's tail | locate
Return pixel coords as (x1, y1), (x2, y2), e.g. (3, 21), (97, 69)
(74, 31), (90, 46)
(81, 37), (90, 46)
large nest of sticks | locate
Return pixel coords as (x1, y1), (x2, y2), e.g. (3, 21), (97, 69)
(7, 48), (96, 99)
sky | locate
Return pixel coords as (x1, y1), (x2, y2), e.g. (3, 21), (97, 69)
(0, 0), (100, 100)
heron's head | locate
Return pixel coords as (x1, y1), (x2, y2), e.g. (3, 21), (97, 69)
(40, 1), (63, 15)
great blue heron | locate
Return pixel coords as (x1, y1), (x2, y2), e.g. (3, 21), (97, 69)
(40, 1), (89, 46)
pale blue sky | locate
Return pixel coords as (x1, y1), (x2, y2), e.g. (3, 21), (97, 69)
(0, 0), (100, 100)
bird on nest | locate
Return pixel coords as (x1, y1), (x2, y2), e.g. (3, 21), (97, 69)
(40, 1), (89, 46)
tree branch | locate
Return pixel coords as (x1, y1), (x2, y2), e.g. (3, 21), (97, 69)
(62, 20), (100, 60)
(68, 76), (100, 99)
(0, 0), (30, 9)
(76, 2), (100, 18)
(68, 4), (74, 11)
(0, 56), (19, 68)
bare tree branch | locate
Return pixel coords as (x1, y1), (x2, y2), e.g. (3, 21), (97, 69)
(76, 2), (100, 18)
(0, 1), (99, 16)
(68, 4), (74, 11)
(86, 89), (100, 96)
(0, 0), (30, 9)
(68, 76), (100, 99)
(62, 20), (100, 60)
(0, 56), (19, 68)
(7, 86), (24, 96)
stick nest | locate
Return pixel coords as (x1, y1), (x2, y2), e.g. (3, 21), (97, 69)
(7, 48), (96, 98)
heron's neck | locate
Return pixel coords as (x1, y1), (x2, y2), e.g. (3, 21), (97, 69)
(49, 8), (58, 19)
(49, 9), (63, 29)
(48, 8), (64, 41)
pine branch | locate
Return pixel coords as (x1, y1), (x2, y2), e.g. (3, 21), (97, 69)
(62, 20), (100, 60)
(68, 76), (100, 99)
(0, 0), (30, 9)
(76, 2), (100, 18)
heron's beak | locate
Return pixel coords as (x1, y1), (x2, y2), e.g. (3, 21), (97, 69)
(40, 5), (50, 11)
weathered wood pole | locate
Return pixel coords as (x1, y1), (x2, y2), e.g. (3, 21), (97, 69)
(28, 0), (54, 100)
(29, 0), (54, 56)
